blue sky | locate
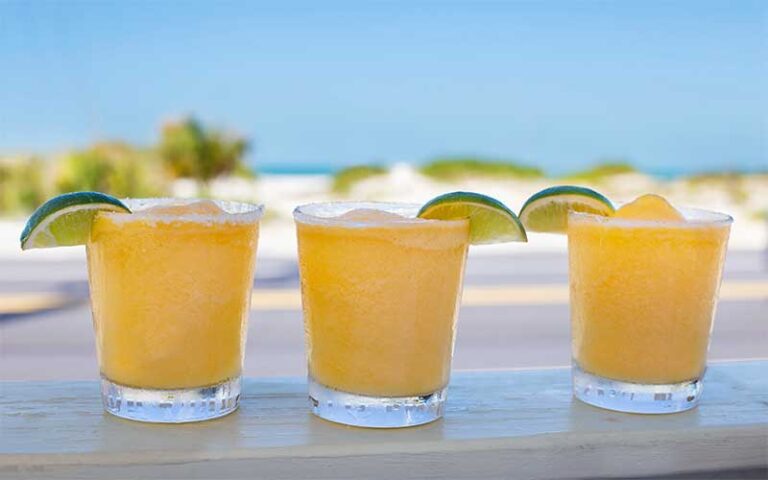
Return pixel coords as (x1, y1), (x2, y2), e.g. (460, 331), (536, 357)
(1, 1), (765, 175)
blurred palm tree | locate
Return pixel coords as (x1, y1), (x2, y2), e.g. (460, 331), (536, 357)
(158, 117), (252, 186)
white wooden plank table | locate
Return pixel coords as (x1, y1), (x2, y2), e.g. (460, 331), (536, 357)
(1, 361), (766, 479)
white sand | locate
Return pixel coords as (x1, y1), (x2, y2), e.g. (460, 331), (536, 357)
(2, 165), (766, 260)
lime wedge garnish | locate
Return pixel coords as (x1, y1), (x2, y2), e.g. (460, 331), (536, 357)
(519, 185), (614, 234)
(417, 191), (527, 244)
(20, 192), (131, 250)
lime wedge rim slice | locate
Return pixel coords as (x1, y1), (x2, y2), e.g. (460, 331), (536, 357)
(519, 185), (614, 234)
(20, 191), (131, 250)
(417, 191), (527, 244)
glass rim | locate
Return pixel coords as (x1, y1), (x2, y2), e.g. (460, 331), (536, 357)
(101, 197), (264, 223)
(569, 205), (733, 229)
(293, 201), (468, 228)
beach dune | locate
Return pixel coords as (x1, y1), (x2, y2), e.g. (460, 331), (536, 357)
(1, 165), (765, 260)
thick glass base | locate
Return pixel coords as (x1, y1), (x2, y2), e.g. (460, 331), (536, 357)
(308, 377), (447, 428)
(101, 376), (241, 423)
(572, 364), (702, 414)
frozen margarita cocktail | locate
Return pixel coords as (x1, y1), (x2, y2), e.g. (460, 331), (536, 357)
(295, 193), (526, 427)
(521, 188), (732, 413)
(21, 193), (263, 423)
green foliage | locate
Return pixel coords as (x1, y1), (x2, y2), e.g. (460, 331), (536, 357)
(564, 161), (637, 182)
(55, 143), (167, 198)
(686, 171), (744, 184)
(159, 117), (251, 183)
(0, 158), (49, 213)
(686, 172), (748, 205)
(233, 161), (258, 179)
(56, 151), (112, 193)
(420, 157), (543, 181)
(332, 165), (388, 193)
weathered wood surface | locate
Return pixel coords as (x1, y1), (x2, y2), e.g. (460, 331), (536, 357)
(1, 362), (766, 479)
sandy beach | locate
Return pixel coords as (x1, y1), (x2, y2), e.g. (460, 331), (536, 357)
(2, 165), (766, 260)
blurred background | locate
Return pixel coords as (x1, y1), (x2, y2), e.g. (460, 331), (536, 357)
(1, 1), (766, 381)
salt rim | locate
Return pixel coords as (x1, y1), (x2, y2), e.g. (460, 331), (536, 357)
(293, 201), (468, 228)
(101, 198), (264, 225)
(569, 205), (733, 229)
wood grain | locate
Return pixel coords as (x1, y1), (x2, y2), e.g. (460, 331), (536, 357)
(1, 362), (766, 479)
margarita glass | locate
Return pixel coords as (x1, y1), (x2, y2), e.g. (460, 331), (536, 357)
(87, 198), (262, 422)
(568, 206), (732, 413)
(294, 202), (470, 427)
